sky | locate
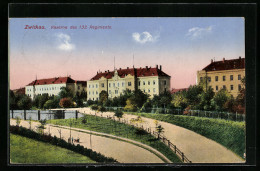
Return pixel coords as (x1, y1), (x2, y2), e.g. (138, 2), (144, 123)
(9, 17), (245, 90)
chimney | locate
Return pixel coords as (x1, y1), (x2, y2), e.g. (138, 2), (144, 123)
(127, 67), (129, 69)
(156, 64), (158, 68)
(146, 66), (148, 69)
(160, 65), (162, 70)
(239, 56), (241, 60)
(108, 70), (109, 72)
(119, 68), (121, 70)
(97, 71), (98, 74)
(223, 58), (225, 63)
(211, 59), (213, 63)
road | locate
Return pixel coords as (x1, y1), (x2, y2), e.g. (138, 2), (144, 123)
(73, 107), (245, 163)
(10, 119), (169, 163)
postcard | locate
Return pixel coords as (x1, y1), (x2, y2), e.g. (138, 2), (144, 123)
(9, 17), (247, 165)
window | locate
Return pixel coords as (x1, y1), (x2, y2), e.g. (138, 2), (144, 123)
(148, 89), (150, 93)
(164, 80), (167, 85)
(153, 80), (156, 85)
(238, 74), (241, 80)
(109, 83), (111, 87)
(109, 90), (111, 94)
(215, 76), (218, 81)
(138, 81), (140, 86)
(153, 88), (156, 93)
(92, 85), (94, 88)
(143, 81), (145, 85)
(230, 85), (233, 90)
(113, 83), (115, 87)
(238, 84), (242, 91)
(223, 85), (226, 90)
(101, 83), (104, 88)
(89, 92), (90, 95)
(148, 81), (150, 85)
(216, 86), (218, 91)
(96, 84), (98, 88)
(143, 89), (145, 93)
(230, 75), (233, 81)
(96, 91), (98, 95)
(89, 85), (91, 88)
(92, 91), (94, 95)
(128, 82), (131, 86)
(223, 76), (226, 81)
(115, 90), (118, 94)
(96, 97), (99, 100)
(118, 83), (120, 87)
(122, 82), (124, 87)
(208, 77), (211, 82)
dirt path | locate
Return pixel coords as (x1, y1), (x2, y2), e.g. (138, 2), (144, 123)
(10, 119), (168, 163)
(73, 107), (245, 163)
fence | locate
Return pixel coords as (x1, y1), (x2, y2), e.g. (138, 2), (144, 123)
(9, 110), (84, 121)
(104, 107), (245, 122)
(103, 115), (192, 163)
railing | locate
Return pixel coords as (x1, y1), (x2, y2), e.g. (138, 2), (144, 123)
(104, 107), (245, 122)
(102, 115), (192, 163)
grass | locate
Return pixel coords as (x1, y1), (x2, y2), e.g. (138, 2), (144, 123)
(47, 115), (182, 163)
(10, 133), (96, 164)
(127, 112), (245, 158)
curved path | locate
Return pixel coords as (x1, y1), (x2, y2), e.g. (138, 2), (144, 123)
(10, 119), (168, 163)
(73, 107), (245, 163)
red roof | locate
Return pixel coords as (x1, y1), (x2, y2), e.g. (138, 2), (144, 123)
(202, 57), (245, 72)
(90, 66), (170, 81)
(27, 77), (84, 86)
(171, 88), (188, 94)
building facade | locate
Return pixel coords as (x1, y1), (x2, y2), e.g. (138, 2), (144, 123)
(197, 57), (245, 97)
(25, 76), (87, 99)
(87, 65), (171, 101)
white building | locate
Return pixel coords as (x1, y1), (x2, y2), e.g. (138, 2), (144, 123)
(25, 76), (87, 99)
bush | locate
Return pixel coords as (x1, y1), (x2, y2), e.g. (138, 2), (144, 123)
(59, 98), (74, 108)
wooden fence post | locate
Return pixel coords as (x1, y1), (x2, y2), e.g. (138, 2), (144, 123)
(75, 110), (78, 119)
(168, 140), (170, 147)
(174, 145), (176, 153)
(24, 110), (26, 120)
(182, 152), (184, 162)
(38, 110), (40, 120)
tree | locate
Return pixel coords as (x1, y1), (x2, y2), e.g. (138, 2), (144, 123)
(44, 99), (58, 109)
(124, 98), (137, 111)
(17, 95), (32, 109)
(97, 105), (106, 116)
(171, 92), (188, 109)
(210, 89), (231, 111)
(59, 98), (74, 108)
(10, 90), (18, 110)
(185, 85), (203, 109)
(199, 87), (215, 110)
(99, 90), (108, 105)
(38, 93), (49, 109)
(114, 109), (123, 121)
(58, 87), (74, 99)
(155, 125), (164, 139)
(132, 89), (149, 108)
(73, 92), (84, 107)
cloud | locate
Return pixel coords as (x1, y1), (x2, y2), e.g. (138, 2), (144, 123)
(186, 26), (213, 39)
(132, 31), (159, 44)
(56, 33), (75, 51)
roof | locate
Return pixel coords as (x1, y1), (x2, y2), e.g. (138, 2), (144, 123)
(27, 77), (85, 86)
(202, 57), (245, 72)
(90, 66), (170, 81)
(171, 88), (188, 94)
(13, 87), (25, 94)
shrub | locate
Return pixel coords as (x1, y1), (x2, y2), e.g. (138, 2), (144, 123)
(59, 98), (74, 108)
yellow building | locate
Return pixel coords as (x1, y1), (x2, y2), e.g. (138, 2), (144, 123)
(87, 65), (171, 101)
(197, 57), (245, 97)
(25, 76), (87, 99)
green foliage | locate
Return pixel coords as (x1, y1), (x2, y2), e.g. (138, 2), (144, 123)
(90, 104), (99, 111)
(15, 116), (21, 126)
(114, 109), (124, 120)
(17, 95), (32, 110)
(171, 92), (188, 109)
(210, 89), (231, 111)
(99, 90), (108, 105)
(185, 85), (203, 109)
(199, 87), (215, 110)
(131, 112), (245, 158)
(58, 87), (74, 99)
(9, 90), (18, 110)
(124, 98), (137, 112)
(98, 105), (106, 113)
(38, 94), (50, 109)
(59, 97), (74, 108)
(155, 125), (164, 138)
(43, 99), (57, 109)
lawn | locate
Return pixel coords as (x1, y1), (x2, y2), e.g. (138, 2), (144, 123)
(127, 112), (246, 158)
(10, 133), (96, 164)
(47, 115), (182, 163)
